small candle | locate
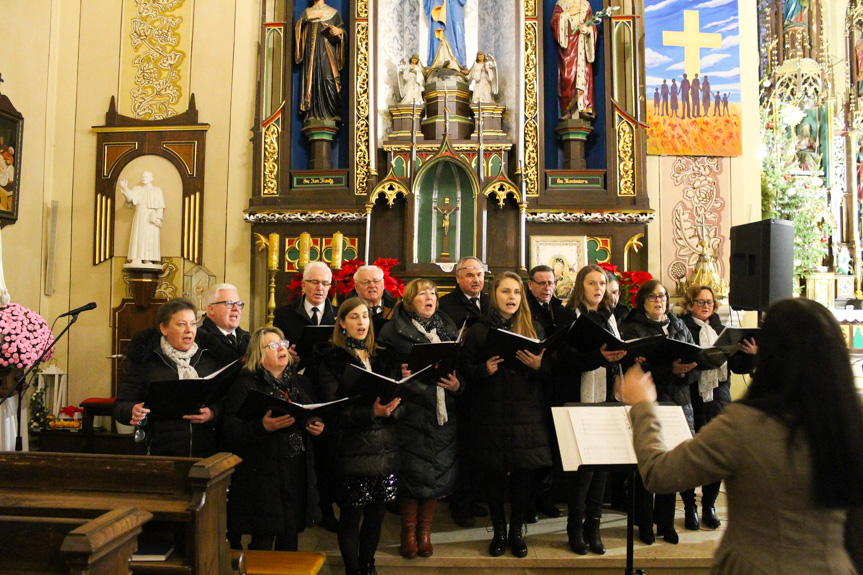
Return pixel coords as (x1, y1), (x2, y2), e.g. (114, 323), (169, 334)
(298, 232), (311, 270)
(331, 231), (344, 269)
(268, 233), (279, 270)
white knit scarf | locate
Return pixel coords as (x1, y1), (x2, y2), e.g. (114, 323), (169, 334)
(577, 310), (620, 404)
(411, 318), (449, 426)
(692, 317), (727, 402)
(159, 336), (200, 380)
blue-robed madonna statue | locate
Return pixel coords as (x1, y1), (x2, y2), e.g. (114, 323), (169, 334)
(294, 0), (346, 121)
(425, 0), (467, 69)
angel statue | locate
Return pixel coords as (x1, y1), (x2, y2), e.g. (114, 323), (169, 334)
(467, 52), (498, 104)
(397, 54), (425, 105)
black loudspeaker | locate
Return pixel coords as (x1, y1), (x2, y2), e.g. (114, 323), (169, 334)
(729, 219), (794, 311)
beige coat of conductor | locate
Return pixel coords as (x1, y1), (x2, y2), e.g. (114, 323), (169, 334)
(629, 401), (863, 574)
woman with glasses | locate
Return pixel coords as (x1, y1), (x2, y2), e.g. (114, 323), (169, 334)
(620, 280), (698, 544)
(679, 285), (757, 530)
(222, 327), (325, 551)
(318, 298), (400, 575)
(114, 298), (222, 457)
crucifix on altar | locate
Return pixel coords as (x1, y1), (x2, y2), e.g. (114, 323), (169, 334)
(434, 197), (458, 263)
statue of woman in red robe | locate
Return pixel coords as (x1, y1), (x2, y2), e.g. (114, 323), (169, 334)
(551, 0), (597, 120)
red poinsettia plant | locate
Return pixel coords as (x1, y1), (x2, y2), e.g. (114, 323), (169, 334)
(286, 258), (405, 302)
(598, 263), (653, 308)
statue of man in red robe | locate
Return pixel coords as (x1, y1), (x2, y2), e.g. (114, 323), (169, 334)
(551, 0), (597, 120)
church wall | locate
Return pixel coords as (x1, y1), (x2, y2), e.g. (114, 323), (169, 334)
(0, 0), (260, 405)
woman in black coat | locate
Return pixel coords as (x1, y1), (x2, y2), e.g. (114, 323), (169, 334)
(460, 271), (552, 559)
(114, 298), (221, 457)
(222, 326), (325, 551)
(557, 265), (628, 555)
(620, 280), (698, 545)
(679, 285), (757, 530)
(318, 298), (401, 575)
(377, 279), (461, 559)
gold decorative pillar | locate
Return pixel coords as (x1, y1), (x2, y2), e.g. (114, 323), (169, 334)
(522, 0), (540, 197)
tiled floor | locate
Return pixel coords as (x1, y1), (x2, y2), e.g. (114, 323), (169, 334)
(298, 493), (726, 574)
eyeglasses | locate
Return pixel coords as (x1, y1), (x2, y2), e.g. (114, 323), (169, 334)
(645, 293), (667, 302)
(693, 299), (715, 307)
(304, 280), (332, 288)
(356, 278), (383, 286)
(457, 265), (484, 274)
(531, 281), (555, 287)
(264, 340), (290, 351)
(213, 300), (245, 309)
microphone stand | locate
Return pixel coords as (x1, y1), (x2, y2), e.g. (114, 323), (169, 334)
(0, 312), (82, 451)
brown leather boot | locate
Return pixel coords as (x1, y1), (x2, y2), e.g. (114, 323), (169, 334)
(416, 498), (437, 557)
(399, 498), (418, 559)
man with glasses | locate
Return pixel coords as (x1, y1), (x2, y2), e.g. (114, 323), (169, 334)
(523, 266), (565, 521)
(348, 264), (397, 333)
(274, 261), (337, 362)
(438, 256), (489, 329)
(198, 283), (251, 366)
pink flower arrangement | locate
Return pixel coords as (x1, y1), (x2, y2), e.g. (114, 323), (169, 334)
(0, 304), (54, 370)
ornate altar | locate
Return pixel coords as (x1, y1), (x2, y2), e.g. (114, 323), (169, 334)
(245, 1), (652, 319)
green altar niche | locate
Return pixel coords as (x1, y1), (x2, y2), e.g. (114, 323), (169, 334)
(415, 157), (477, 265)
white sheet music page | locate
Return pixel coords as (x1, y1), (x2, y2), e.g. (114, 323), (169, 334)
(646, 405), (694, 450)
(567, 406), (638, 465)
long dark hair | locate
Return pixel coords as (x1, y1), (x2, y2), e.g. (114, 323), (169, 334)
(741, 298), (863, 508)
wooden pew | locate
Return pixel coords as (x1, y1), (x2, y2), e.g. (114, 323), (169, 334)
(0, 506), (151, 575)
(0, 451), (242, 575)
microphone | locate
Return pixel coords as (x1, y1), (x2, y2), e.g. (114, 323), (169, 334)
(58, 302), (97, 318)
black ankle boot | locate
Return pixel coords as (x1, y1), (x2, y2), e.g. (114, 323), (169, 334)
(657, 523), (679, 544)
(702, 506), (721, 529)
(638, 524), (655, 545)
(508, 519), (528, 558)
(583, 515), (606, 555)
(488, 521), (507, 557)
(358, 560), (376, 575)
(684, 505), (700, 530)
(567, 519), (587, 555)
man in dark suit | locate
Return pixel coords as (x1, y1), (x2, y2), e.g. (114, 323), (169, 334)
(273, 261), (337, 367)
(197, 283), (250, 366)
(348, 264), (397, 335)
(438, 256), (489, 328)
(437, 256), (489, 526)
(524, 265), (566, 521)
(273, 261), (339, 531)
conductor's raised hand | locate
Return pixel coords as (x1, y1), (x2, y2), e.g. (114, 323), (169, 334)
(600, 344), (627, 363)
(130, 402), (150, 426)
(437, 371), (460, 392)
(183, 407), (215, 424)
(620, 363), (657, 406)
(262, 410), (295, 432)
(516, 348), (545, 371)
(373, 396), (401, 418)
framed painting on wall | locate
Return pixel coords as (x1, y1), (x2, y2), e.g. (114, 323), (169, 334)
(529, 236), (587, 301)
(0, 91), (23, 225)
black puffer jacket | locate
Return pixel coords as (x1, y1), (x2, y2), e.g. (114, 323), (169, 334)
(317, 345), (400, 477)
(377, 305), (459, 499)
(620, 309), (697, 433)
(222, 368), (321, 535)
(459, 319), (552, 473)
(113, 327), (221, 456)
